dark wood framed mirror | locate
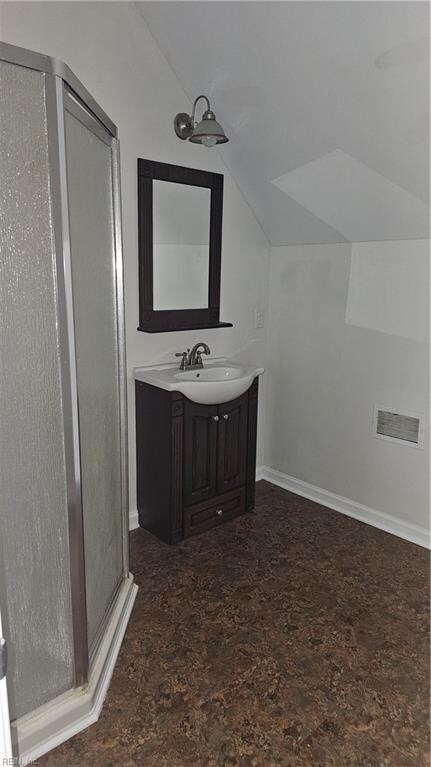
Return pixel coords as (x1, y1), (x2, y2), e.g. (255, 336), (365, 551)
(137, 159), (232, 333)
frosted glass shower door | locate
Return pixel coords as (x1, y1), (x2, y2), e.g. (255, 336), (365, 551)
(64, 91), (124, 653)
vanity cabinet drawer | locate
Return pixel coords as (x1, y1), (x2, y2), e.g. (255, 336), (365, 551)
(184, 487), (245, 539)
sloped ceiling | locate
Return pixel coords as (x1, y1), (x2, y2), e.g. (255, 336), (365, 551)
(137, 1), (429, 245)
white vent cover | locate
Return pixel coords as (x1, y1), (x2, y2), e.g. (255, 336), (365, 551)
(373, 405), (424, 448)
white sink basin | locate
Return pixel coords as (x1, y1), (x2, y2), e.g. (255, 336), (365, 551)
(134, 362), (264, 405)
(175, 365), (243, 382)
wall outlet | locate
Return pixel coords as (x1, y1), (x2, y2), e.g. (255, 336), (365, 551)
(255, 308), (265, 328)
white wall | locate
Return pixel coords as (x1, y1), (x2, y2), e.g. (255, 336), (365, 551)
(1, 1), (427, 542)
(0, 1), (270, 520)
(265, 240), (430, 530)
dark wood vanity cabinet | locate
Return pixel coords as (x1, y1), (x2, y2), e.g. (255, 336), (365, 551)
(135, 378), (259, 543)
(183, 400), (219, 507)
(184, 394), (248, 505)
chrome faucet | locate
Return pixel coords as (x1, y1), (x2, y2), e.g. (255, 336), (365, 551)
(189, 342), (210, 367)
(175, 342), (211, 370)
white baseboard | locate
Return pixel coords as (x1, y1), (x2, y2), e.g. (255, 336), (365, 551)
(257, 465), (430, 549)
(15, 574), (138, 763)
(129, 509), (139, 531)
(256, 466), (265, 482)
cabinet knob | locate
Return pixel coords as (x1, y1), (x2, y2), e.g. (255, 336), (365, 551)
(212, 415), (219, 422)
(215, 509), (223, 517)
(223, 413), (229, 420)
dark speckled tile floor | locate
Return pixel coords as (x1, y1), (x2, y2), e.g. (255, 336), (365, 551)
(39, 481), (430, 767)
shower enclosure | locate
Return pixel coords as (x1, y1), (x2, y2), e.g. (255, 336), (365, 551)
(0, 42), (136, 761)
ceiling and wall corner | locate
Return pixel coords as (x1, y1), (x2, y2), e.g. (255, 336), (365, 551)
(138, 1), (430, 246)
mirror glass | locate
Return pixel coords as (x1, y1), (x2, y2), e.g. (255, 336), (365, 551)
(153, 180), (211, 310)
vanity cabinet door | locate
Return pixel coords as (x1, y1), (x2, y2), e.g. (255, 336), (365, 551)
(217, 393), (248, 495)
(184, 401), (218, 507)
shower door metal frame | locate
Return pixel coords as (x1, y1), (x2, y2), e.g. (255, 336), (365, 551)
(50, 77), (130, 685)
(0, 42), (129, 690)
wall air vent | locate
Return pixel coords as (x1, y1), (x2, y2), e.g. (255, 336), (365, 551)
(373, 405), (424, 448)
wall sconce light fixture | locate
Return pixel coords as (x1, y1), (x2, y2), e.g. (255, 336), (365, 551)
(174, 95), (229, 147)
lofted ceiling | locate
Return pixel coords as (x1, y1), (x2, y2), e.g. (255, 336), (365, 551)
(137, 1), (430, 245)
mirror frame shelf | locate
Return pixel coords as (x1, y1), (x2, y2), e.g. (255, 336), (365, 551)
(137, 158), (232, 333)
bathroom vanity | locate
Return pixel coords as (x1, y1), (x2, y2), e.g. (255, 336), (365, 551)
(135, 361), (263, 543)
(135, 156), (264, 543)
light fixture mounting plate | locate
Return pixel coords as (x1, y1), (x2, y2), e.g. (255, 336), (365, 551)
(174, 112), (193, 140)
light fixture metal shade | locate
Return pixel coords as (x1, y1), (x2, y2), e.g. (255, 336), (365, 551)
(189, 110), (229, 145)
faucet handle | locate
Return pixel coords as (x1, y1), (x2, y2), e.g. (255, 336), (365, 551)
(175, 351), (188, 370)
